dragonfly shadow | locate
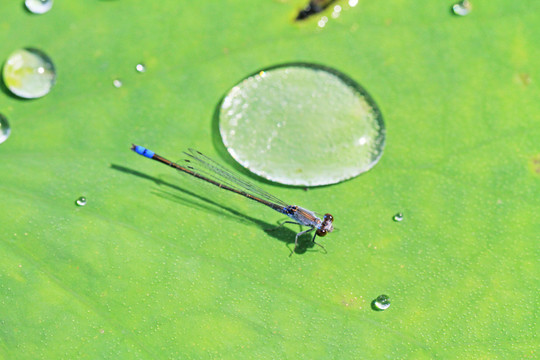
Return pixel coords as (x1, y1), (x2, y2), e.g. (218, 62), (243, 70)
(111, 164), (317, 253)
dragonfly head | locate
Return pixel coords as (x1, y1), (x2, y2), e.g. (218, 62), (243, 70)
(316, 213), (334, 237)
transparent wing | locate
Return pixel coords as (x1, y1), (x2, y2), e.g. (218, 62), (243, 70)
(181, 149), (289, 208)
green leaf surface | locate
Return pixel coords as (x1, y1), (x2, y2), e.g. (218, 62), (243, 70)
(1, 1), (538, 358)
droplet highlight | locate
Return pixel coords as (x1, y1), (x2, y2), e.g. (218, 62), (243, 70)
(0, 114), (11, 144)
(332, 5), (342, 18)
(393, 212), (404, 222)
(219, 63), (385, 186)
(75, 196), (87, 206)
(372, 295), (390, 311)
(25, 0), (53, 14)
(113, 79), (123, 88)
(317, 16), (329, 28)
(2, 48), (56, 99)
(452, 0), (472, 16)
(135, 63), (146, 73)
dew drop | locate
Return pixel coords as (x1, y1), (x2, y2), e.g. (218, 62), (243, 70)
(393, 212), (404, 222)
(2, 48), (56, 99)
(25, 0), (53, 14)
(452, 0), (472, 16)
(318, 16), (328, 28)
(219, 63), (385, 186)
(332, 5), (342, 18)
(372, 295), (390, 311)
(113, 79), (123, 88)
(135, 63), (146, 73)
(0, 114), (11, 144)
(75, 196), (87, 206)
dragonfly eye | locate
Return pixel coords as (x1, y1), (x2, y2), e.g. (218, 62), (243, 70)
(324, 213), (334, 222)
(316, 229), (328, 237)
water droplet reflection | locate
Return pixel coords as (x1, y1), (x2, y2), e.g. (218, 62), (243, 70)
(0, 114), (11, 144)
(75, 196), (87, 206)
(2, 48), (56, 99)
(219, 63), (385, 186)
(113, 79), (123, 88)
(318, 16), (328, 28)
(393, 212), (404, 222)
(135, 63), (146, 73)
(25, 0), (53, 14)
(372, 295), (390, 311)
(452, 0), (472, 16)
(332, 5), (342, 18)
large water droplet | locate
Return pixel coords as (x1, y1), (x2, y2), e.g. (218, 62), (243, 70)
(0, 114), (11, 144)
(219, 63), (385, 186)
(372, 295), (390, 311)
(452, 0), (472, 16)
(2, 48), (56, 99)
(25, 0), (53, 14)
(75, 196), (87, 206)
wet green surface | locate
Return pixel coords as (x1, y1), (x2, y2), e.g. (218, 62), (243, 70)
(0, 1), (538, 358)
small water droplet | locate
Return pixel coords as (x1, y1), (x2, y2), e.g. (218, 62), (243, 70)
(135, 63), (146, 73)
(372, 295), (390, 311)
(318, 16), (328, 28)
(393, 212), (404, 222)
(332, 5), (342, 18)
(0, 114), (11, 144)
(25, 0), (53, 14)
(348, 0), (358, 7)
(2, 48), (56, 99)
(113, 79), (123, 88)
(75, 196), (87, 206)
(452, 0), (472, 16)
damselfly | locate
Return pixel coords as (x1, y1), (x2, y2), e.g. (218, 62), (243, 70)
(131, 145), (334, 251)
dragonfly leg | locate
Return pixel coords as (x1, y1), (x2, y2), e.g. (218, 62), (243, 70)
(312, 232), (327, 253)
(266, 220), (300, 232)
(280, 220), (300, 227)
(292, 227), (315, 253)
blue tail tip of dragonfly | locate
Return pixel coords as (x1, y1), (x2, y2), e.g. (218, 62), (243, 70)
(131, 144), (155, 159)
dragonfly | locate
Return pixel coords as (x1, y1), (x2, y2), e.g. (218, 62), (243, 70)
(131, 144), (334, 252)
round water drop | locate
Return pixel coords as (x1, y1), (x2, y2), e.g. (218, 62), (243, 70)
(0, 114), (11, 144)
(219, 63), (385, 186)
(318, 16), (328, 28)
(393, 212), (404, 222)
(332, 5), (342, 18)
(135, 63), (146, 73)
(75, 196), (87, 206)
(113, 79), (123, 88)
(25, 0), (53, 14)
(372, 295), (390, 311)
(452, 0), (472, 16)
(2, 48), (56, 99)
